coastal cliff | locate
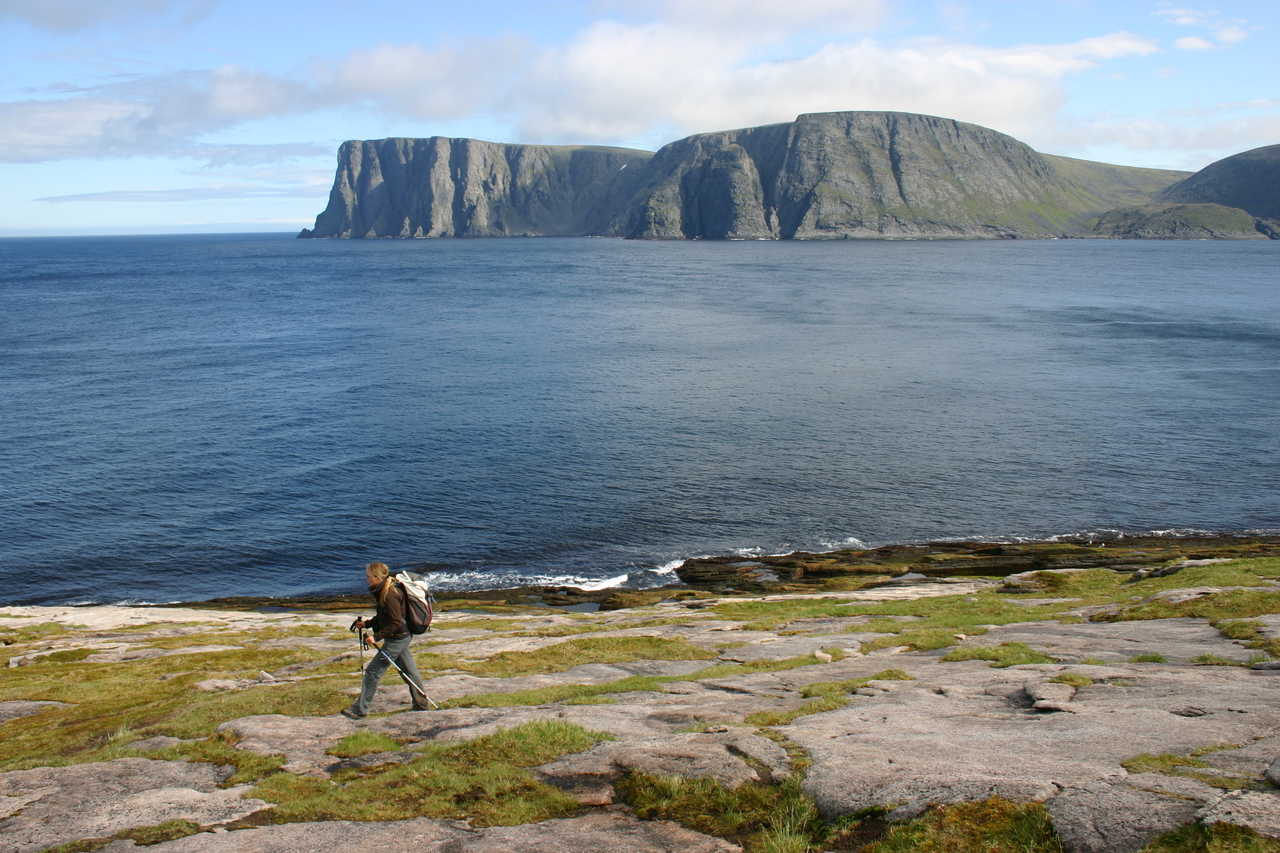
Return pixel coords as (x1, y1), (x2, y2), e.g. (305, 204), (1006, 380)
(609, 111), (1187, 239)
(301, 138), (651, 238)
(299, 110), (1241, 240)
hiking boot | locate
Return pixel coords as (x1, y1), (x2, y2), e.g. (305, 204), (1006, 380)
(340, 707), (365, 720)
(411, 703), (431, 711)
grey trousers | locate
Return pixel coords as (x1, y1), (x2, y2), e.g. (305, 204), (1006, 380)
(351, 634), (426, 714)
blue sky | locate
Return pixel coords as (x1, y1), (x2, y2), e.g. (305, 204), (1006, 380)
(1, 0), (1274, 235)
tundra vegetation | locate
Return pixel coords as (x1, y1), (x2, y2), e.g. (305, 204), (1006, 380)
(2, 537), (1279, 851)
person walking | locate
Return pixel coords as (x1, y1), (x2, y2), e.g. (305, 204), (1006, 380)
(342, 561), (431, 719)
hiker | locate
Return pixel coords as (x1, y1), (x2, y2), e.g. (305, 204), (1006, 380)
(342, 561), (431, 719)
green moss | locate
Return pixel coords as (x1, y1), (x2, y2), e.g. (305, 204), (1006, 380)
(147, 731), (285, 785)
(327, 731), (406, 758)
(1096, 588), (1280, 624)
(1130, 653), (1168, 663)
(861, 627), (968, 653)
(443, 674), (671, 709)
(35, 648), (95, 663)
(864, 797), (1063, 852)
(1049, 672), (1094, 688)
(250, 720), (612, 826)
(1191, 654), (1250, 667)
(616, 772), (827, 852)
(1123, 746), (1255, 790)
(942, 642), (1055, 668)
(1140, 821), (1280, 851)
(460, 636), (716, 678)
(42, 819), (205, 852)
(746, 696), (850, 726)
(800, 669), (913, 698)
(0, 621), (73, 646)
(446, 653), (848, 710)
(0, 643), (349, 771)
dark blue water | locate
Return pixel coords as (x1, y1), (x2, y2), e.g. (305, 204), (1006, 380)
(2, 234), (1278, 605)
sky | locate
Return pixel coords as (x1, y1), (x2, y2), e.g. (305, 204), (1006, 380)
(0, 0), (1275, 236)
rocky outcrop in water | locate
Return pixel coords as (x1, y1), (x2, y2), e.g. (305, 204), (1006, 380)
(301, 111), (1194, 240)
(1089, 202), (1274, 239)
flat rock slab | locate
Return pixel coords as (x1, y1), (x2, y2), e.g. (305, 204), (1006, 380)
(0, 758), (267, 853)
(98, 812), (741, 852)
(86, 645), (244, 663)
(979, 617), (1255, 664)
(717, 635), (879, 662)
(0, 605), (351, 632)
(537, 729), (791, 803)
(1047, 774), (1221, 853)
(221, 697), (771, 776)
(0, 699), (69, 723)
(346, 658), (713, 712)
(1197, 791), (1280, 839)
(781, 641), (1280, 850)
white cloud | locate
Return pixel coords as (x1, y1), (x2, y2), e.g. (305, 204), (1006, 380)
(326, 38), (529, 121)
(0, 66), (318, 162)
(656, 0), (886, 34)
(1174, 36), (1214, 50)
(0, 0), (215, 31)
(1048, 110), (1280, 168)
(1215, 25), (1249, 44)
(35, 184), (318, 203)
(1155, 6), (1209, 27)
(0, 7), (1173, 168)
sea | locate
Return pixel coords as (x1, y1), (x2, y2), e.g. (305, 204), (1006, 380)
(1, 234), (1277, 606)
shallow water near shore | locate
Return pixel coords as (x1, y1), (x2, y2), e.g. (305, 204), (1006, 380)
(1, 234), (1278, 605)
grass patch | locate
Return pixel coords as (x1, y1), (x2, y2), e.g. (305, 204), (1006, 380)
(44, 820), (204, 852)
(745, 696), (850, 726)
(146, 731), (286, 785)
(0, 643), (349, 771)
(460, 636), (716, 678)
(1130, 653), (1168, 663)
(1096, 589), (1280, 624)
(800, 669), (914, 699)
(864, 797), (1063, 852)
(747, 669), (913, 726)
(942, 642), (1056, 668)
(250, 720), (611, 826)
(445, 653), (849, 710)
(1141, 820), (1280, 851)
(1192, 654), (1250, 667)
(616, 772), (827, 852)
(1050, 672), (1094, 688)
(327, 731), (406, 758)
(1123, 745), (1255, 790)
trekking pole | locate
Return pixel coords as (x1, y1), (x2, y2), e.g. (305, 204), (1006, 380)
(371, 641), (440, 710)
(350, 617), (369, 675)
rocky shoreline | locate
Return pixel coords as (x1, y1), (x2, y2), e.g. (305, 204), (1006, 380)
(3, 533), (1279, 851)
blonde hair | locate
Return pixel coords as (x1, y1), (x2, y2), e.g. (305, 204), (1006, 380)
(366, 562), (393, 606)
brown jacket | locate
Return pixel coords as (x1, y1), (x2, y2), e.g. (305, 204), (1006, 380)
(367, 581), (408, 641)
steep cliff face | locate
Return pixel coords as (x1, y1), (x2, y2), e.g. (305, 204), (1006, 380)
(1157, 144), (1280, 220)
(301, 113), (1197, 240)
(610, 112), (1187, 239)
(302, 138), (651, 238)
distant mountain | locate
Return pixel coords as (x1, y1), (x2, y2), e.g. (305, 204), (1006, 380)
(300, 111), (1209, 240)
(1157, 144), (1280, 219)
